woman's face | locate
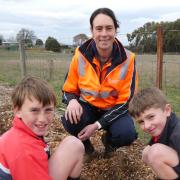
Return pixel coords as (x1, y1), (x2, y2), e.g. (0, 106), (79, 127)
(91, 13), (117, 52)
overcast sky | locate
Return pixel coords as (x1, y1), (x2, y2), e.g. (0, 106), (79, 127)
(0, 0), (180, 45)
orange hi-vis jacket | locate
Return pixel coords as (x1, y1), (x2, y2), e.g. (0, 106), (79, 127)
(62, 38), (138, 128)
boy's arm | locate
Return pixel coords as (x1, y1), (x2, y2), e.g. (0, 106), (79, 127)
(171, 124), (180, 158)
(10, 152), (52, 180)
(62, 50), (80, 104)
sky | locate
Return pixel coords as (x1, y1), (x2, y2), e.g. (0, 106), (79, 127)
(0, 0), (180, 45)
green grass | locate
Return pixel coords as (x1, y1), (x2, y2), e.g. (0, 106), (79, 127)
(165, 87), (180, 115)
(0, 48), (73, 61)
(0, 49), (180, 143)
(0, 49), (19, 61)
(135, 122), (151, 144)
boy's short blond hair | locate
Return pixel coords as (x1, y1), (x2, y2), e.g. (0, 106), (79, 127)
(12, 76), (56, 109)
(129, 87), (168, 118)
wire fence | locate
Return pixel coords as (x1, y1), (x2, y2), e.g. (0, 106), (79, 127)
(0, 49), (179, 88)
(0, 48), (180, 114)
(0, 27), (180, 114)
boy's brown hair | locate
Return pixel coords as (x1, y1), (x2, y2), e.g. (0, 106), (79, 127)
(12, 76), (56, 109)
(129, 87), (168, 118)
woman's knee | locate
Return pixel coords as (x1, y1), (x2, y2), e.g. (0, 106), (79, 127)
(60, 116), (82, 136)
(110, 114), (137, 147)
(110, 130), (137, 147)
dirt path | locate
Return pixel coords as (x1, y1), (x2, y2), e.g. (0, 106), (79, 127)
(0, 85), (156, 180)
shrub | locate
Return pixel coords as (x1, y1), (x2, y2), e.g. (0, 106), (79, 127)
(45, 37), (61, 52)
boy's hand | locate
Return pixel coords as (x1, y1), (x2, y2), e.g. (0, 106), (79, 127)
(78, 123), (98, 141)
(65, 99), (83, 124)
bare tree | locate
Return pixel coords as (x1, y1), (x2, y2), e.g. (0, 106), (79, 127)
(16, 28), (37, 47)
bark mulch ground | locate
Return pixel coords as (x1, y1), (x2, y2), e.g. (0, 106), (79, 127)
(0, 85), (156, 180)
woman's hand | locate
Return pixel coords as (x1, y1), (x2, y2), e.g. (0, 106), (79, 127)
(65, 99), (83, 124)
(78, 123), (98, 141)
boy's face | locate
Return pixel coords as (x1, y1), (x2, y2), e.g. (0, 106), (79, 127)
(15, 96), (55, 136)
(136, 104), (171, 137)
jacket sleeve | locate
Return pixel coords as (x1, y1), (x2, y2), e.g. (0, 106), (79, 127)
(62, 92), (79, 104)
(10, 152), (52, 180)
(62, 48), (80, 104)
(98, 103), (129, 128)
(98, 56), (138, 129)
(115, 55), (137, 105)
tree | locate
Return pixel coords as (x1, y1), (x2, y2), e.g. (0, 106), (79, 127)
(16, 28), (37, 47)
(0, 35), (3, 45)
(35, 39), (43, 46)
(127, 22), (157, 53)
(73, 34), (89, 46)
(127, 18), (180, 53)
(6, 36), (17, 42)
(45, 37), (61, 52)
(163, 19), (180, 52)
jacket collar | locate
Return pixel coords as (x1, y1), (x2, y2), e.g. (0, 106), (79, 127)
(78, 38), (127, 66)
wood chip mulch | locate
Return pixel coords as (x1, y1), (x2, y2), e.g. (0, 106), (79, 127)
(0, 85), (156, 180)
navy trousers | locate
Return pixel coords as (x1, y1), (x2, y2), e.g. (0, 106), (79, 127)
(61, 101), (137, 148)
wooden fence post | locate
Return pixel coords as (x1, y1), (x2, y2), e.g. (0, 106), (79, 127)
(19, 39), (27, 77)
(156, 25), (163, 89)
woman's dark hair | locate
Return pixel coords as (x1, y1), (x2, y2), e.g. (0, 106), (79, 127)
(90, 7), (119, 29)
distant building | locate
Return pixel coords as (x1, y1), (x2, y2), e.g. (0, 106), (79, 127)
(2, 42), (19, 51)
(73, 34), (89, 46)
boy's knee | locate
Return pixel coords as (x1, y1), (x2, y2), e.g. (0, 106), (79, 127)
(63, 136), (85, 153)
(145, 145), (162, 165)
(61, 115), (71, 130)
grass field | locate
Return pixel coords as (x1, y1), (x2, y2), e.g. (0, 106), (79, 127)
(0, 49), (180, 142)
(136, 54), (180, 116)
(0, 49), (179, 114)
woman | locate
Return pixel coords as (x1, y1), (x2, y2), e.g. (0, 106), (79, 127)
(61, 7), (138, 155)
